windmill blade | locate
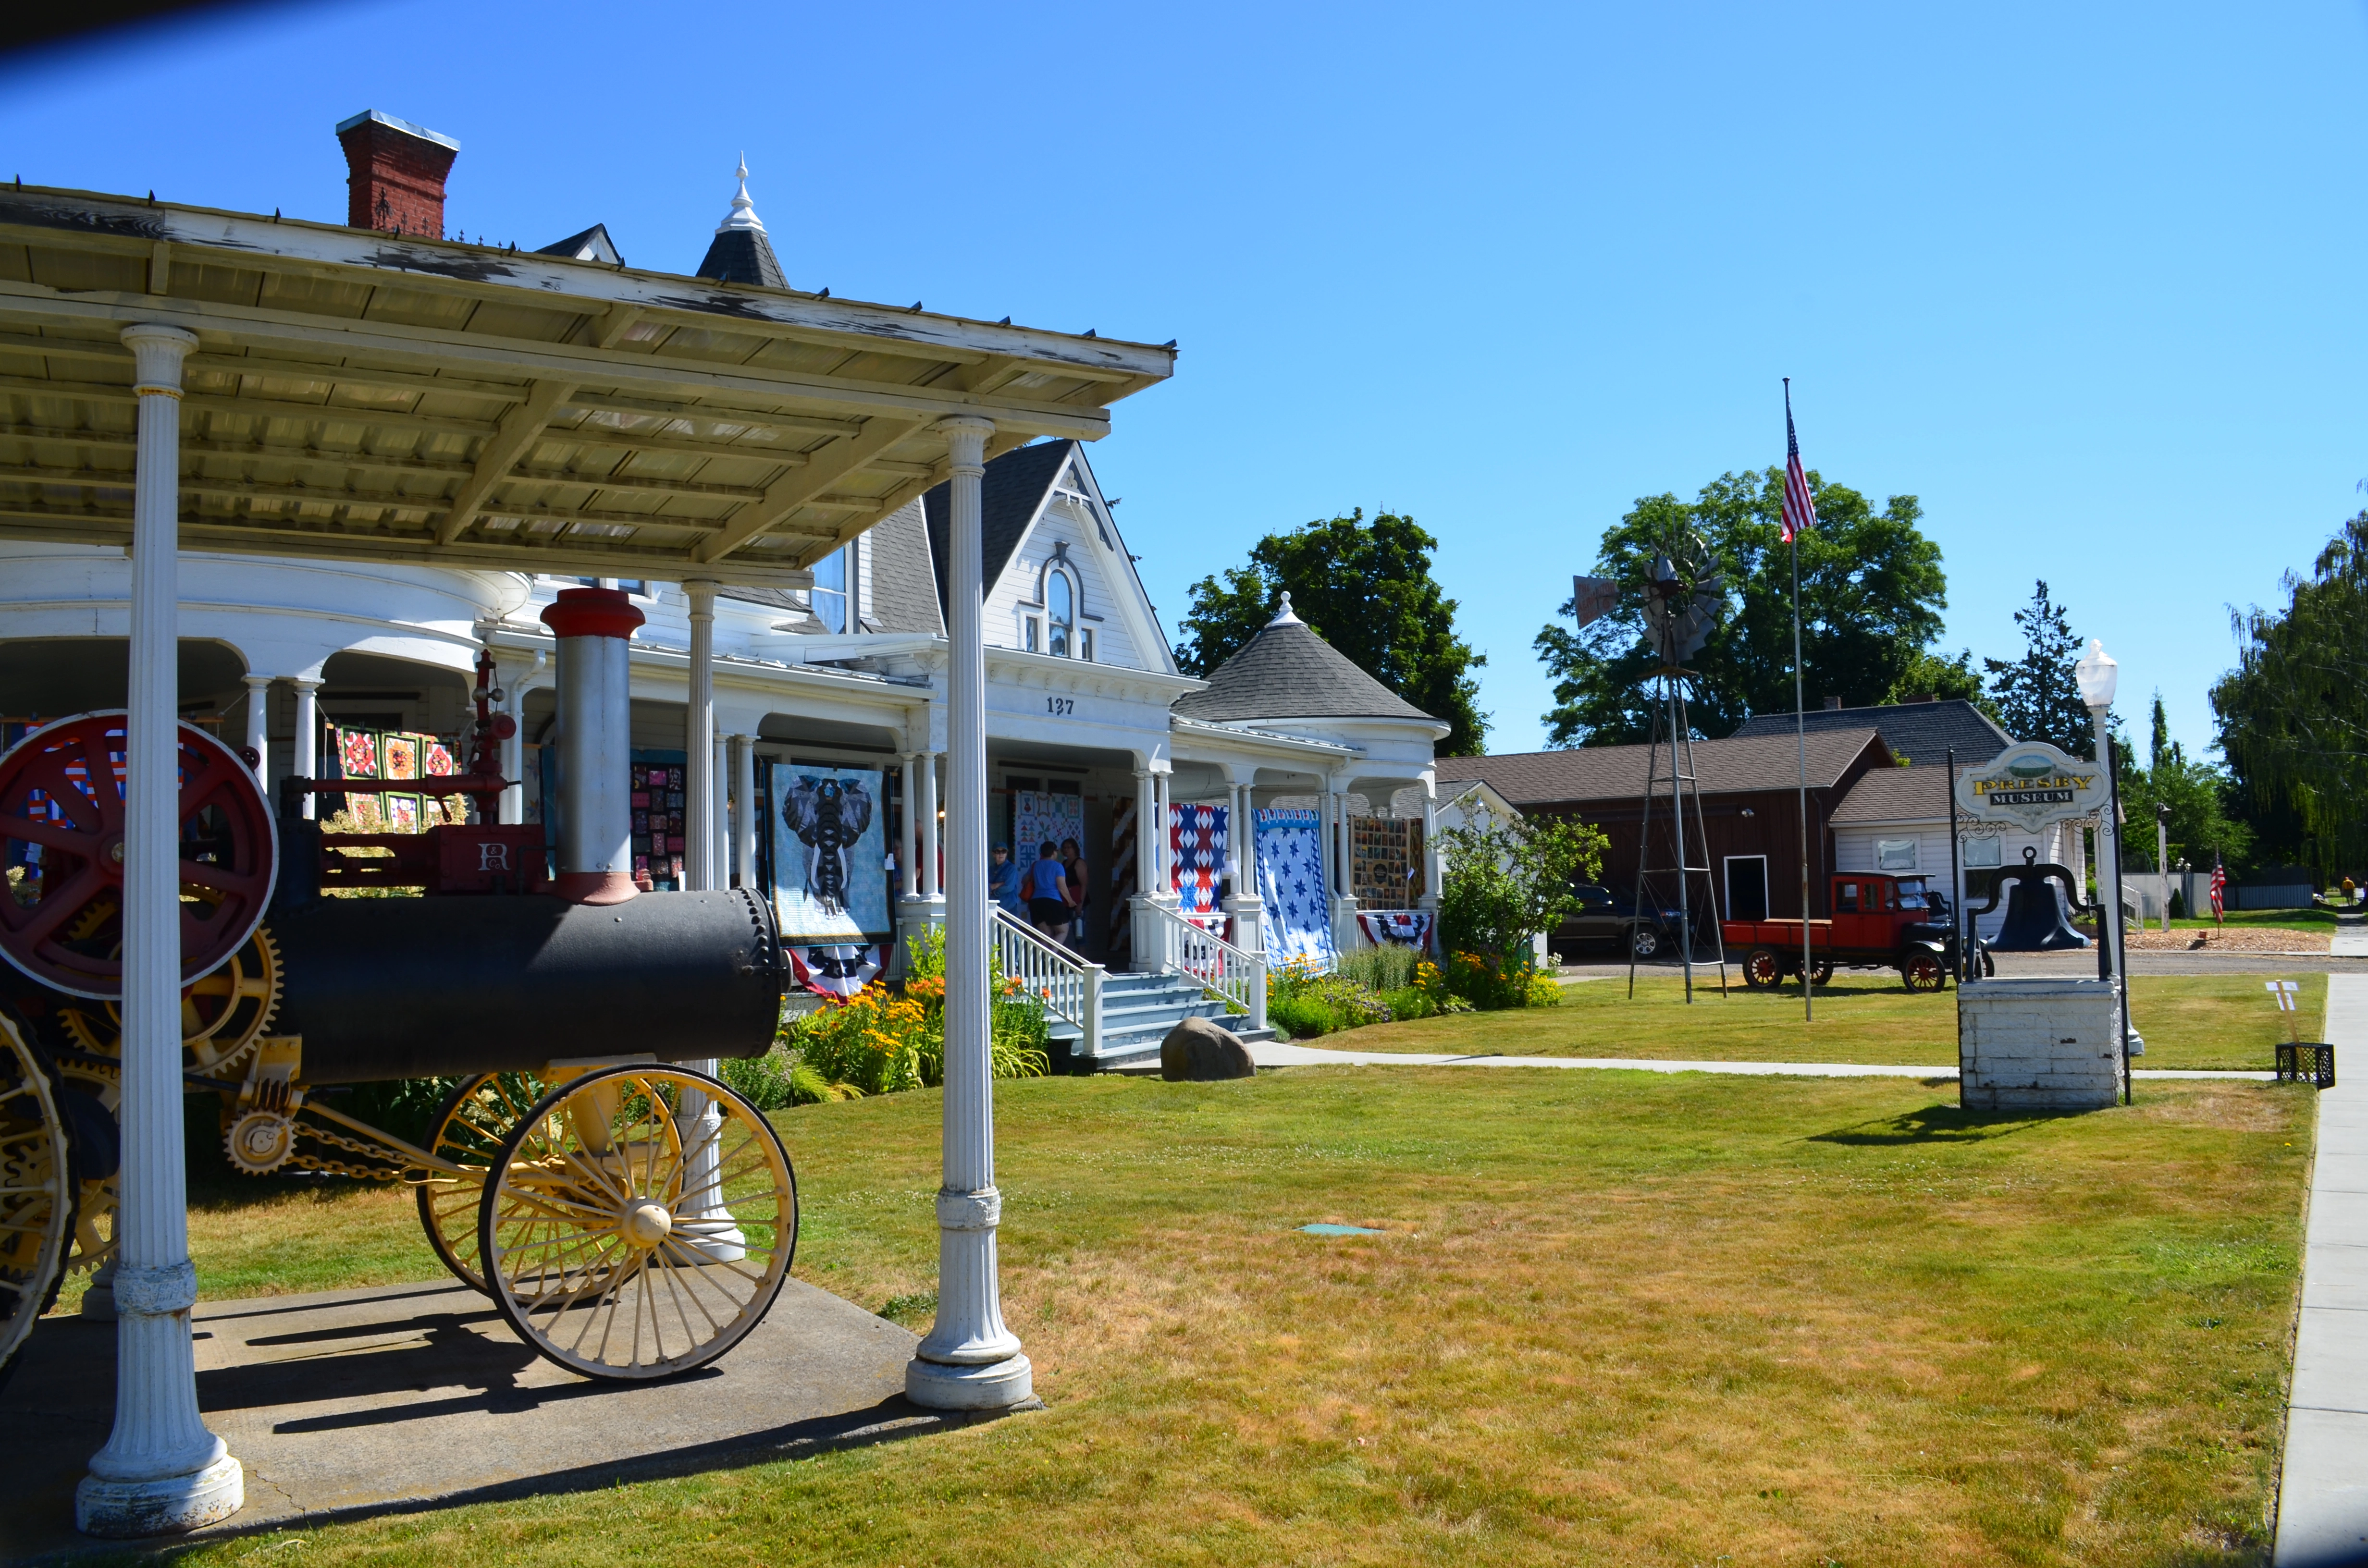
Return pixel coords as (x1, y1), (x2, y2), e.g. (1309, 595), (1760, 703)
(1571, 575), (1620, 629)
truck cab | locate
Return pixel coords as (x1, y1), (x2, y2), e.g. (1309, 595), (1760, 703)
(1725, 872), (1980, 993)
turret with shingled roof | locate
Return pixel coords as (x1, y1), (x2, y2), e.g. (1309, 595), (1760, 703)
(1172, 593), (1440, 725)
(696, 158), (787, 287)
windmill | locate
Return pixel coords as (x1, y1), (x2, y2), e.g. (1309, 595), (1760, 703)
(1573, 537), (1731, 1001)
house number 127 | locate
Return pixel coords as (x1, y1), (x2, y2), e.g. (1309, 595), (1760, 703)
(1046, 697), (1075, 716)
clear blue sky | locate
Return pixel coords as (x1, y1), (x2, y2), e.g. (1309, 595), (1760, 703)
(6, 1), (2362, 757)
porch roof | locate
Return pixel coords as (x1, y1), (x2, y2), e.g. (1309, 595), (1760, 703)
(0, 185), (1174, 588)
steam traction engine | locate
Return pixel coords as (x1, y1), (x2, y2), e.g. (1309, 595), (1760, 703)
(0, 589), (796, 1386)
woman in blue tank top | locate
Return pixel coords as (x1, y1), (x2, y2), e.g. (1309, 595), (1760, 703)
(1026, 841), (1071, 938)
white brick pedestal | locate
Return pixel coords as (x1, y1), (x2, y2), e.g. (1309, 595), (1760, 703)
(1958, 978), (2125, 1111)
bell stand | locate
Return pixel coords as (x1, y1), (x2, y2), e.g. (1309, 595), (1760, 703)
(1626, 661), (1730, 1002)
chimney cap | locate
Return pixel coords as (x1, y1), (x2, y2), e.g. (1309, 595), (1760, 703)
(335, 109), (459, 153)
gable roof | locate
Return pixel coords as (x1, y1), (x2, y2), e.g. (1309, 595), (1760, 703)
(922, 440), (1075, 621)
(865, 498), (942, 634)
(1729, 698), (2010, 768)
(1437, 728), (1891, 806)
(537, 223), (624, 266)
(1832, 764), (1965, 826)
(1170, 595), (1437, 724)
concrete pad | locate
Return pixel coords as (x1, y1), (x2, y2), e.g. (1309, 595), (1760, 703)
(2294, 1307), (2368, 1415)
(2307, 1193), (2368, 1250)
(2278, 1409), (2368, 1566)
(2303, 1246), (2368, 1313)
(2315, 1154), (2368, 1194)
(0, 1276), (963, 1560)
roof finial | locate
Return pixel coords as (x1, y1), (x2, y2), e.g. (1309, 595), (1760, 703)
(1268, 591), (1303, 627)
(717, 154), (765, 235)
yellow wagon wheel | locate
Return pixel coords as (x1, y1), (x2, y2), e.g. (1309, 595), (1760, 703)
(0, 1013), (72, 1388)
(478, 1064), (795, 1381)
(415, 1070), (546, 1294)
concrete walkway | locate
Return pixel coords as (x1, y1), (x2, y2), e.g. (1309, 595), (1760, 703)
(2277, 974), (2368, 1566)
(2330, 909), (2368, 959)
(1247, 1038), (2269, 1081)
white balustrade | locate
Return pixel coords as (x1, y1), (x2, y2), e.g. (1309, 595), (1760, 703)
(1146, 904), (1268, 1032)
(988, 906), (1105, 1060)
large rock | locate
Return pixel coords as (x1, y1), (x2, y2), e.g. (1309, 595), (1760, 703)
(1160, 1015), (1255, 1082)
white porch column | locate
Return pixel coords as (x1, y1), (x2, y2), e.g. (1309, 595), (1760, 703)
(732, 734), (757, 889)
(78, 322), (243, 1537)
(497, 652), (544, 827)
(713, 732), (728, 888)
(909, 415), (1031, 1409)
(683, 580), (717, 892)
(291, 676), (321, 820)
(1152, 769), (1173, 898)
(1419, 781), (1442, 912)
(1222, 776), (1265, 958)
(239, 675), (271, 783)
(919, 751), (942, 900)
(1134, 769), (1156, 895)
(898, 753), (922, 899)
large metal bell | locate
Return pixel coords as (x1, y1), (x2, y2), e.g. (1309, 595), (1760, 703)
(1982, 847), (2091, 952)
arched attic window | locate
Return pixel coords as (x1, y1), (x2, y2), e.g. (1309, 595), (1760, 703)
(1046, 564), (1074, 657)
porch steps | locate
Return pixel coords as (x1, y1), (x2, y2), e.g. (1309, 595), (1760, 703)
(1045, 968), (1274, 1075)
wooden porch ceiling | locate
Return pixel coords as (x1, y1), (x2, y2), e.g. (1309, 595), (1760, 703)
(0, 186), (1176, 588)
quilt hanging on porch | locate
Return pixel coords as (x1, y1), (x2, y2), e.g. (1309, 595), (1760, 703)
(1350, 815), (1422, 904)
(769, 763), (888, 943)
(1169, 803), (1227, 916)
(325, 725), (465, 833)
(1255, 807), (1336, 969)
(1013, 789), (1084, 860)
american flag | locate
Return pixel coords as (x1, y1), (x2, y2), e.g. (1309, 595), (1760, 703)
(2209, 859), (2226, 922)
(1782, 382), (1818, 544)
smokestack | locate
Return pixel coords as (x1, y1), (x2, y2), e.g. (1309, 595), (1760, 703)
(335, 110), (459, 238)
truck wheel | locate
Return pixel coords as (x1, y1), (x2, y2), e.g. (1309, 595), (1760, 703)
(1631, 927), (1660, 960)
(1741, 949), (1783, 990)
(1902, 953), (1946, 992)
(1809, 962), (1834, 986)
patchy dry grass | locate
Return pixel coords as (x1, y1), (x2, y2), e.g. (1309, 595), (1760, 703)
(1324, 972), (2326, 1072)
(108, 1066), (2309, 1568)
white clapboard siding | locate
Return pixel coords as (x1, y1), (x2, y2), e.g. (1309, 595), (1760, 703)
(986, 498), (1146, 671)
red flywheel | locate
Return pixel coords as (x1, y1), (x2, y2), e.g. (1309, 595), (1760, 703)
(0, 711), (278, 999)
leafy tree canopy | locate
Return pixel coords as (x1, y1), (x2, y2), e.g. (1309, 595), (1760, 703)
(1983, 580), (2092, 756)
(1534, 468), (1948, 746)
(2212, 511), (2368, 874)
(1173, 509), (1490, 755)
(2116, 691), (2253, 872)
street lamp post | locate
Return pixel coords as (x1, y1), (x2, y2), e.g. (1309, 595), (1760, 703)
(2073, 639), (2133, 1105)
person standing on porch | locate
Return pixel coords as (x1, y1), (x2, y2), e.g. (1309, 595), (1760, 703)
(1060, 835), (1091, 952)
(989, 843), (1025, 920)
(1027, 841), (1072, 941)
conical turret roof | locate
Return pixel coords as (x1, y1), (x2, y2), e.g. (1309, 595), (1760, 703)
(1172, 594), (1437, 724)
(695, 158), (787, 287)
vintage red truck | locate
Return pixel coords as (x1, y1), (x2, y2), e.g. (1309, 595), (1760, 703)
(1723, 872), (1985, 993)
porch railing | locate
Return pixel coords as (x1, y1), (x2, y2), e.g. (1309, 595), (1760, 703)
(989, 905), (1105, 1061)
(1145, 903), (1268, 1032)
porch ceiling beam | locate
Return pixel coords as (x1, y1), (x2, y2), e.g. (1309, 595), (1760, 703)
(0, 287), (1119, 440)
(694, 418), (925, 566)
(550, 424), (817, 466)
(436, 380), (573, 544)
(561, 392), (861, 440)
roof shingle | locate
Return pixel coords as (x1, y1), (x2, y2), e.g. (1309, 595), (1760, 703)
(1729, 698), (2009, 768)
(1437, 728), (1891, 805)
(1170, 599), (1437, 724)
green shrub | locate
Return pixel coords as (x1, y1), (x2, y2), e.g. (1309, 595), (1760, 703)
(1265, 957), (1394, 1039)
(1525, 969), (1564, 1007)
(1269, 992), (1343, 1040)
(1379, 985), (1437, 1020)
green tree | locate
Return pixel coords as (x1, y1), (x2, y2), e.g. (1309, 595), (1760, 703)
(1534, 468), (1948, 746)
(1174, 509), (1490, 754)
(2115, 691), (2253, 872)
(1983, 580), (2091, 754)
(2212, 511), (2368, 875)
(1436, 815), (1608, 1006)
(1885, 646), (1989, 710)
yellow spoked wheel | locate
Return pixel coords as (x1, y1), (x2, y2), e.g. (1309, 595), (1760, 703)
(58, 919), (281, 1082)
(416, 1070), (547, 1294)
(0, 1014), (71, 1387)
(479, 1065), (795, 1381)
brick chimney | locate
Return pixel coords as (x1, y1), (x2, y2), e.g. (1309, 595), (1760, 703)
(336, 110), (459, 237)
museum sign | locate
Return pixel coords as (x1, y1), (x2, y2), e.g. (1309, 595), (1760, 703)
(1952, 741), (2110, 833)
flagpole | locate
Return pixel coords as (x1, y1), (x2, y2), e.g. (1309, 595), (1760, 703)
(1787, 380), (1813, 1023)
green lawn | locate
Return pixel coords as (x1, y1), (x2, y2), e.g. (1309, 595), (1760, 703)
(1311, 972), (2326, 1072)
(2170, 906), (2338, 930)
(98, 1069), (2310, 1567)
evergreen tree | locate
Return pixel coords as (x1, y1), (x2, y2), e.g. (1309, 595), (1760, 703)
(1174, 510), (1490, 755)
(1983, 581), (2091, 754)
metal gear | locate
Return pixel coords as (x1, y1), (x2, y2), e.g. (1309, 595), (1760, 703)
(50, 924), (281, 1082)
(224, 1109), (296, 1176)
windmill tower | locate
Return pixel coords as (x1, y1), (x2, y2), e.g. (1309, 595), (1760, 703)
(1577, 539), (1730, 1001)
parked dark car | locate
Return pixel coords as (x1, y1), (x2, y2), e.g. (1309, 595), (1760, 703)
(1554, 882), (1683, 959)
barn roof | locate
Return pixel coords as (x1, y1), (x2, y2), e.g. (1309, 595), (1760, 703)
(1437, 727), (1892, 806)
(1729, 698), (2010, 769)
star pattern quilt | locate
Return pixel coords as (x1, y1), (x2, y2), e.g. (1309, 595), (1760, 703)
(1255, 808), (1336, 969)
